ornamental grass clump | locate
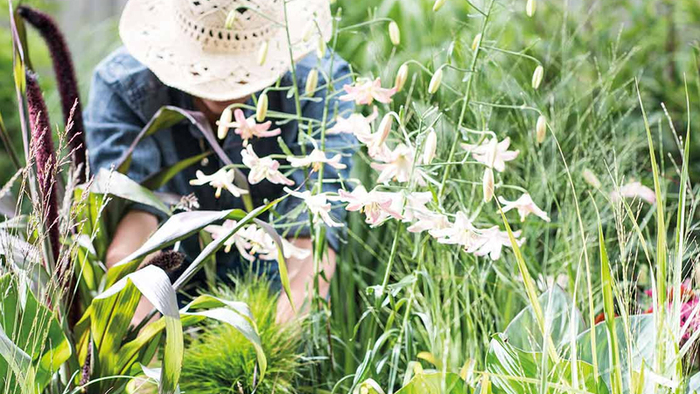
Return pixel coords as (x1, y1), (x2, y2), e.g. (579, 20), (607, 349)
(180, 277), (301, 394)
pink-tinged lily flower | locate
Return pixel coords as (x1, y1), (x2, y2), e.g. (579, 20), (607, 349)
(224, 108), (280, 146)
(205, 220), (251, 255)
(241, 145), (294, 186)
(407, 210), (451, 235)
(189, 168), (248, 198)
(498, 193), (550, 222)
(468, 226), (525, 260)
(371, 144), (427, 185)
(340, 78), (397, 105)
(461, 137), (519, 172)
(610, 181), (656, 205)
(402, 191), (433, 222)
(287, 149), (347, 173)
(284, 187), (344, 228)
(333, 185), (403, 226)
(327, 107), (379, 136)
(432, 212), (482, 250)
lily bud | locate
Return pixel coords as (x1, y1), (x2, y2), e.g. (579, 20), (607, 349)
(258, 40), (269, 65)
(256, 93), (269, 122)
(218, 107), (233, 140)
(225, 10), (237, 29)
(433, 0), (447, 11)
(582, 168), (602, 190)
(377, 114), (393, 146)
(305, 69), (319, 96)
(428, 68), (443, 94)
(532, 65), (544, 89)
(423, 128), (437, 164)
(394, 64), (409, 92)
(535, 115), (547, 144)
(303, 22), (315, 42)
(471, 33), (482, 51)
(389, 21), (401, 46)
(526, 0), (536, 17)
(483, 168), (495, 202)
(316, 35), (326, 58)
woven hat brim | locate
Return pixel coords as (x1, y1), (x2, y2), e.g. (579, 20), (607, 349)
(119, 0), (332, 101)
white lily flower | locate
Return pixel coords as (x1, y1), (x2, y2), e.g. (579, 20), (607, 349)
(432, 212), (482, 250)
(402, 191), (433, 222)
(333, 185), (402, 226)
(469, 226), (525, 261)
(461, 137), (519, 172)
(610, 181), (656, 204)
(371, 144), (427, 185)
(284, 187), (344, 228)
(241, 145), (294, 186)
(407, 210), (450, 235)
(287, 149), (347, 173)
(204, 220), (251, 255)
(327, 108), (379, 136)
(189, 168), (248, 198)
(498, 193), (550, 222)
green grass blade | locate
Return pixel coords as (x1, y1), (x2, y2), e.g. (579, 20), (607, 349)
(593, 201), (623, 394)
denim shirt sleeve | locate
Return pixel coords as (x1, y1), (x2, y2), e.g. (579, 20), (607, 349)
(84, 65), (168, 221)
(275, 53), (357, 252)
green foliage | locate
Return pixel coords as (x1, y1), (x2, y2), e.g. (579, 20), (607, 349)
(180, 277), (301, 394)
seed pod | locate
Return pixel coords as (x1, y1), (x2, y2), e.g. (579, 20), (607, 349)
(305, 69), (319, 96)
(433, 0), (447, 12)
(582, 168), (602, 190)
(389, 21), (401, 46)
(377, 114), (393, 146)
(257, 40), (269, 65)
(394, 64), (409, 92)
(526, 0), (536, 17)
(225, 10), (237, 29)
(535, 115), (547, 144)
(471, 33), (482, 51)
(218, 107), (233, 140)
(532, 65), (544, 89)
(145, 250), (185, 273)
(428, 68), (443, 94)
(423, 128), (437, 164)
(482, 168), (495, 203)
(256, 93), (269, 122)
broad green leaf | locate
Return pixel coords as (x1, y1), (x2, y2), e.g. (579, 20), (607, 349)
(486, 334), (605, 394)
(141, 152), (211, 191)
(504, 286), (585, 354)
(172, 199), (282, 290)
(93, 265), (183, 394)
(395, 372), (467, 394)
(113, 106), (252, 210)
(107, 209), (248, 287)
(89, 169), (170, 215)
(576, 315), (655, 393)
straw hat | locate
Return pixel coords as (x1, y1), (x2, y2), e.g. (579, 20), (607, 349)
(119, 0), (332, 101)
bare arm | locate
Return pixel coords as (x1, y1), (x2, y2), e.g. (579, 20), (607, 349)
(276, 238), (336, 323)
(105, 210), (159, 326)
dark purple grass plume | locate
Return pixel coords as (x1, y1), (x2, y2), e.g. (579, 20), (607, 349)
(19, 6), (86, 183)
(26, 72), (61, 271)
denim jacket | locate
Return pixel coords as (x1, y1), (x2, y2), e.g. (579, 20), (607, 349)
(85, 47), (357, 258)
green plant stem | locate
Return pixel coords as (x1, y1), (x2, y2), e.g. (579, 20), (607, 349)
(438, 0), (495, 200)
